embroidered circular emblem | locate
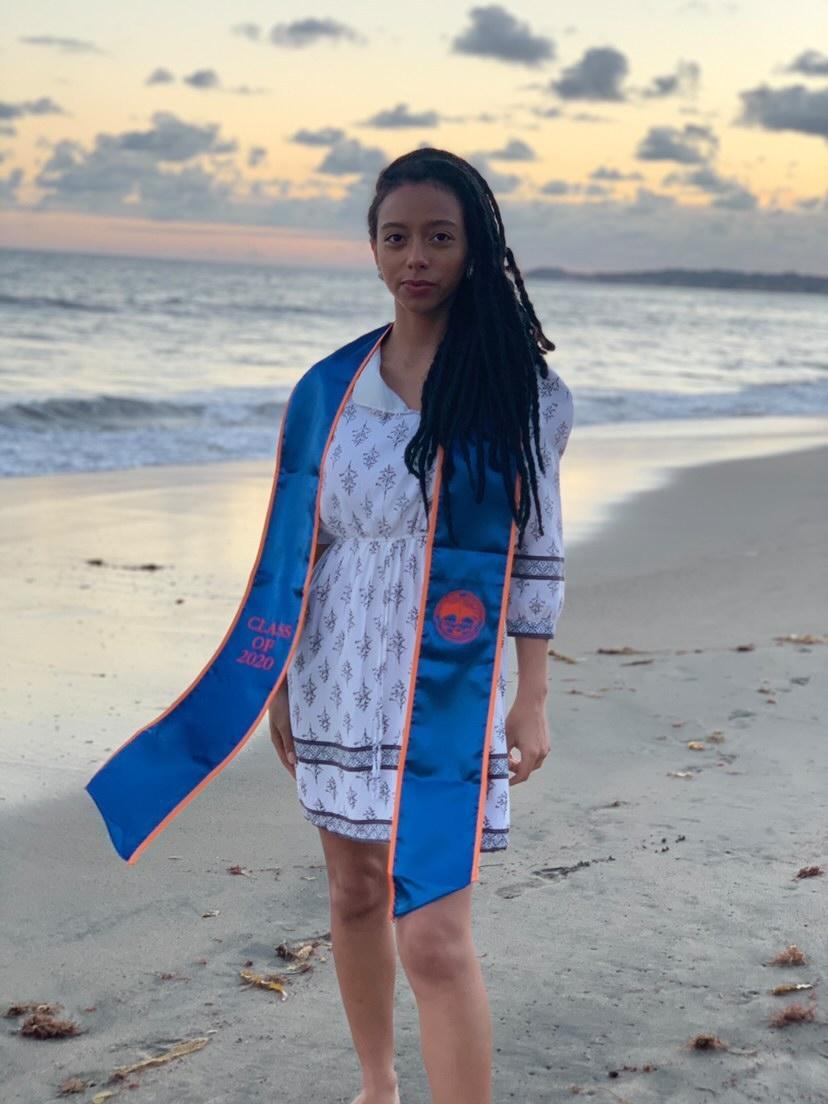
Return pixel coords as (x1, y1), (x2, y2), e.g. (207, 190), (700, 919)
(433, 589), (486, 644)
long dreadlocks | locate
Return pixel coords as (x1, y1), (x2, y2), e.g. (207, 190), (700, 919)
(366, 146), (557, 549)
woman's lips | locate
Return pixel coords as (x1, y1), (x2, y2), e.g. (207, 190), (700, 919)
(403, 281), (435, 294)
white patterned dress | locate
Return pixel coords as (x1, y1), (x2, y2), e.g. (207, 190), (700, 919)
(285, 344), (574, 850)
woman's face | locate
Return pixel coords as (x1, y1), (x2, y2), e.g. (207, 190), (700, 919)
(372, 181), (469, 316)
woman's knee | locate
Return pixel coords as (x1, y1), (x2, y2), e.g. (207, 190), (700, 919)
(395, 893), (474, 986)
(319, 830), (390, 922)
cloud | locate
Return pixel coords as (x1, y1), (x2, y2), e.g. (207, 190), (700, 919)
(315, 137), (388, 175)
(737, 83), (828, 139)
(0, 97), (64, 121)
(784, 49), (828, 77)
(0, 166), (24, 202)
(539, 178), (612, 197)
(248, 146), (267, 168)
(498, 189), (828, 276)
(290, 127), (347, 146)
(710, 187), (757, 210)
(231, 23), (261, 42)
(15, 113), (828, 274)
(662, 165), (757, 209)
(549, 47), (629, 101)
(18, 34), (104, 54)
(584, 183), (611, 196)
(466, 152), (522, 193)
(183, 69), (220, 90)
(451, 5), (555, 67)
(485, 138), (537, 161)
(639, 60), (701, 99)
(590, 166), (644, 181)
(114, 112), (237, 162)
(626, 186), (677, 212)
(269, 18), (362, 48)
(30, 117), (243, 219)
(529, 105), (563, 119)
(540, 179), (574, 195)
(143, 69), (264, 95)
(360, 103), (440, 128)
(569, 111), (612, 123)
(146, 67), (175, 86)
(662, 165), (732, 192)
(636, 123), (718, 164)
(120, 163), (241, 219)
(26, 119), (340, 226)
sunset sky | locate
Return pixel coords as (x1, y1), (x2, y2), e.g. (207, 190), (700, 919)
(1, 1), (827, 272)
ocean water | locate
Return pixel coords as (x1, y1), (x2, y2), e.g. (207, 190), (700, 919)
(1, 247), (827, 478)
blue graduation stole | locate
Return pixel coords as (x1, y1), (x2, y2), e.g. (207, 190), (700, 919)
(85, 322), (520, 918)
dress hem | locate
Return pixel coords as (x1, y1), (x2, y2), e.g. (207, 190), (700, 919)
(299, 801), (509, 852)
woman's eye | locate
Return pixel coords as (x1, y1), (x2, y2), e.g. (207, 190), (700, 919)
(384, 233), (453, 243)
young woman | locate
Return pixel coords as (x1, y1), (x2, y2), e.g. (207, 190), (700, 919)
(269, 147), (574, 1104)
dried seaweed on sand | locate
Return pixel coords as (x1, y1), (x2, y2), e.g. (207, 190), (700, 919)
(769, 999), (817, 1027)
(769, 944), (807, 966)
(108, 1036), (209, 1082)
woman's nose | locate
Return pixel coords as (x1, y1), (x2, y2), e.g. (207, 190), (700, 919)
(405, 240), (428, 266)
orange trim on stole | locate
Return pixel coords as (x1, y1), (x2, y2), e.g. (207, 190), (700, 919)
(471, 472), (522, 884)
(120, 324), (393, 864)
(386, 445), (444, 919)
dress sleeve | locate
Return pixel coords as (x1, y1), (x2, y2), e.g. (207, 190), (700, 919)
(505, 373), (574, 639)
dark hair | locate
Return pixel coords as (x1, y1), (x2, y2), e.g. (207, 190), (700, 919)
(367, 146), (556, 548)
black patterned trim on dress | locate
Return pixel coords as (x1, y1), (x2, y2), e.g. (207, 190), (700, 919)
(509, 552), (564, 581)
(480, 828), (509, 852)
(506, 616), (556, 638)
(300, 799), (391, 827)
(294, 736), (401, 772)
(507, 630), (554, 639)
(299, 800), (509, 852)
(294, 737), (510, 778)
(486, 753), (509, 779)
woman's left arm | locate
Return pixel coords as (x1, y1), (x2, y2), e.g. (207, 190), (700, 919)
(505, 373), (575, 784)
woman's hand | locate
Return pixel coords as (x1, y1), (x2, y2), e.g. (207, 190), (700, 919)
(269, 681), (296, 780)
(504, 694), (550, 786)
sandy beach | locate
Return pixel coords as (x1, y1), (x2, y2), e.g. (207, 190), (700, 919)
(1, 426), (827, 1103)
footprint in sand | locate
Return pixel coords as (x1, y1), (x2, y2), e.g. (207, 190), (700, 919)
(728, 709), (757, 725)
(495, 857), (614, 899)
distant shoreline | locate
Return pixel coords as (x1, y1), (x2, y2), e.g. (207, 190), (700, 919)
(525, 266), (828, 295)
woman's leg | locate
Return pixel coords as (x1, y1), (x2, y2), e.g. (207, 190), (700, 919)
(394, 885), (492, 1104)
(317, 827), (400, 1104)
